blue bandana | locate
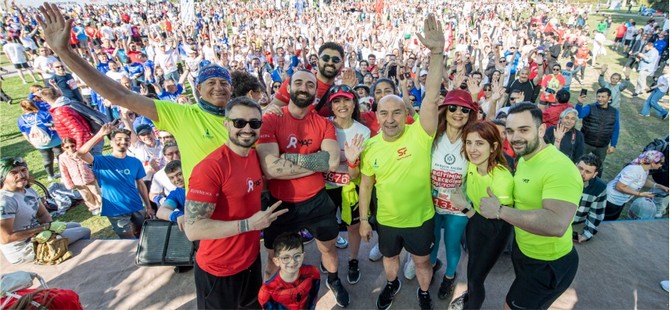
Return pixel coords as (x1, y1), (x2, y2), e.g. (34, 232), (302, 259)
(196, 65), (232, 86)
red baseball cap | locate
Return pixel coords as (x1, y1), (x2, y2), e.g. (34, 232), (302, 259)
(328, 89), (355, 102)
(440, 89), (476, 110)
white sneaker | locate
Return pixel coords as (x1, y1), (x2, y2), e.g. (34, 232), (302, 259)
(369, 243), (383, 262)
(336, 235), (349, 249)
(661, 280), (669, 292)
(403, 255), (416, 280)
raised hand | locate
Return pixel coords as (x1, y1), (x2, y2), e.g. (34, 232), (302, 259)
(416, 14), (444, 54)
(479, 187), (502, 219)
(340, 68), (358, 87)
(37, 3), (72, 53)
(344, 133), (365, 165)
(467, 77), (483, 96)
(554, 122), (567, 142)
(248, 200), (288, 231)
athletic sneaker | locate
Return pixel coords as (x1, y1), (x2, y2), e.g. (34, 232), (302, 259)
(661, 281), (669, 293)
(403, 256), (416, 280)
(448, 291), (468, 310)
(437, 273), (456, 300)
(377, 278), (401, 310)
(347, 259), (361, 284)
(369, 243), (383, 261)
(336, 235), (349, 249)
(300, 229), (314, 244)
(326, 278), (350, 308)
(417, 287), (433, 310)
(431, 259), (443, 283)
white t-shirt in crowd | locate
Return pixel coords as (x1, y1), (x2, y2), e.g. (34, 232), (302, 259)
(326, 120), (371, 188)
(2, 42), (27, 64)
(607, 164), (648, 206)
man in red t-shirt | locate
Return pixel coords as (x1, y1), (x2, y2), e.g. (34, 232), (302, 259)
(184, 97), (288, 309)
(270, 42), (345, 117)
(257, 70), (350, 307)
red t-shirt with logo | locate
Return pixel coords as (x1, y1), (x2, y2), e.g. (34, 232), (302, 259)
(258, 106), (337, 202)
(186, 145), (263, 277)
(274, 78), (333, 116)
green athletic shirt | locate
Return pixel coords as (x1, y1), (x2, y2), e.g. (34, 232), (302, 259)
(465, 162), (514, 213)
(153, 100), (228, 190)
(360, 123), (435, 228)
(513, 145), (582, 261)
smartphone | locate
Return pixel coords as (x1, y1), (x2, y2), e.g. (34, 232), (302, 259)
(111, 119), (121, 127)
(580, 89), (588, 96)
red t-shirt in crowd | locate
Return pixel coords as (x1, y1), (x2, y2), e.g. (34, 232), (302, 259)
(127, 50), (142, 63)
(258, 106), (337, 202)
(542, 102), (574, 128)
(359, 111), (415, 137)
(186, 145), (263, 277)
(274, 78), (333, 116)
(615, 25), (627, 38)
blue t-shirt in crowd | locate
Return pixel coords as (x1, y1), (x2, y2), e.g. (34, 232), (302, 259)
(158, 84), (184, 101)
(92, 155), (146, 217)
(126, 62), (145, 79)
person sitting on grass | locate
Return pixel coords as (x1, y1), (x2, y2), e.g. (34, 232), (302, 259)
(0, 157), (90, 264)
(156, 160), (185, 231)
(258, 232), (321, 310)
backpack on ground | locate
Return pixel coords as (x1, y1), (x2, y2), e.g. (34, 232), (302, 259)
(23, 115), (52, 147)
(644, 135), (669, 153)
(64, 99), (110, 133)
(33, 234), (72, 265)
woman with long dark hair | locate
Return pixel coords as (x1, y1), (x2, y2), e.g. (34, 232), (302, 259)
(448, 120), (514, 309)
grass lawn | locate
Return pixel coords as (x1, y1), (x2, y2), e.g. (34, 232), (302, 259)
(0, 11), (668, 239)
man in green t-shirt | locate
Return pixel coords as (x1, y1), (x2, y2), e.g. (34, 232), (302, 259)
(479, 103), (582, 310)
(37, 4), (232, 189)
(358, 14), (444, 310)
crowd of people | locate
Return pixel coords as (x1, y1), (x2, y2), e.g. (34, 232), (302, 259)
(0, 0), (668, 309)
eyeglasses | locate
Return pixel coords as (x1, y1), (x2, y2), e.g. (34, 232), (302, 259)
(230, 118), (263, 129)
(320, 55), (341, 64)
(0, 157), (26, 169)
(165, 150), (180, 157)
(447, 105), (472, 114)
(278, 253), (304, 264)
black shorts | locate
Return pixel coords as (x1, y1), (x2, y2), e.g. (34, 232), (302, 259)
(377, 217), (435, 257)
(506, 242), (579, 310)
(614, 37), (623, 43)
(263, 189), (339, 249)
(624, 39), (632, 46)
(13, 63), (29, 69)
(194, 255), (262, 309)
(326, 186), (361, 226)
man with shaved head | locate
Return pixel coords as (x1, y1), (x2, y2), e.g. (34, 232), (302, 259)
(358, 15), (444, 310)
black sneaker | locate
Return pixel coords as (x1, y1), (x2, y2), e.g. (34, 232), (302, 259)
(347, 259), (361, 284)
(430, 259), (443, 284)
(417, 287), (433, 310)
(438, 274), (456, 301)
(326, 278), (350, 308)
(319, 261), (327, 274)
(377, 278), (401, 310)
(448, 292), (467, 310)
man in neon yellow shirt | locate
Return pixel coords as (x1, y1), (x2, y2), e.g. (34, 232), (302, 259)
(37, 4), (230, 190)
(479, 103), (582, 310)
(358, 14), (444, 310)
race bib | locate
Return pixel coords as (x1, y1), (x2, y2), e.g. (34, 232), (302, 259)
(324, 171), (350, 186)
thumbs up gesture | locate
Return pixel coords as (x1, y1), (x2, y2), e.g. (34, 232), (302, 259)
(479, 187), (502, 220)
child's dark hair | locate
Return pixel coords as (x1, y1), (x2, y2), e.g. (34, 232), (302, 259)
(273, 232), (303, 255)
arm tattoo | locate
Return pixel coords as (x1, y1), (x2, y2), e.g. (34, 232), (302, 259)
(185, 200), (216, 225)
(283, 151), (331, 172)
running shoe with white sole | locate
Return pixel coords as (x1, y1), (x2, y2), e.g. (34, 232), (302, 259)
(336, 235), (349, 249)
(369, 243), (383, 262)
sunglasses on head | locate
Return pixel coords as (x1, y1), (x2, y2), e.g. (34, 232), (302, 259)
(320, 55), (341, 64)
(447, 105), (471, 114)
(328, 84), (353, 95)
(0, 157), (26, 169)
(230, 118), (263, 129)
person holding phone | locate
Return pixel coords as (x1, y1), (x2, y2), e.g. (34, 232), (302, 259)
(538, 64), (566, 111)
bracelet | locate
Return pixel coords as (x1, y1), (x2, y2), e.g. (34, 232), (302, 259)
(239, 219), (250, 233)
(496, 205), (503, 220)
(347, 159), (360, 168)
(360, 218), (369, 222)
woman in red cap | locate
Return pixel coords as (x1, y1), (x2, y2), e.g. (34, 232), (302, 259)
(404, 89), (477, 302)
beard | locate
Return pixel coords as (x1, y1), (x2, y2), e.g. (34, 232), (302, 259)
(511, 134), (540, 157)
(318, 62), (339, 79)
(229, 131), (258, 148)
(290, 90), (316, 108)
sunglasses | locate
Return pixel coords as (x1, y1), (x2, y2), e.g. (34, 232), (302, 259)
(0, 157), (26, 169)
(272, 84), (280, 89)
(230, 118), (263, 129)
(553, 68), (561, 71)
(483, 88), (492, 91)
(320, 55), (341, 64)
(447, 105), (471, 114)
(328, 84), (354, 95)
(278, 253), (304, 264)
